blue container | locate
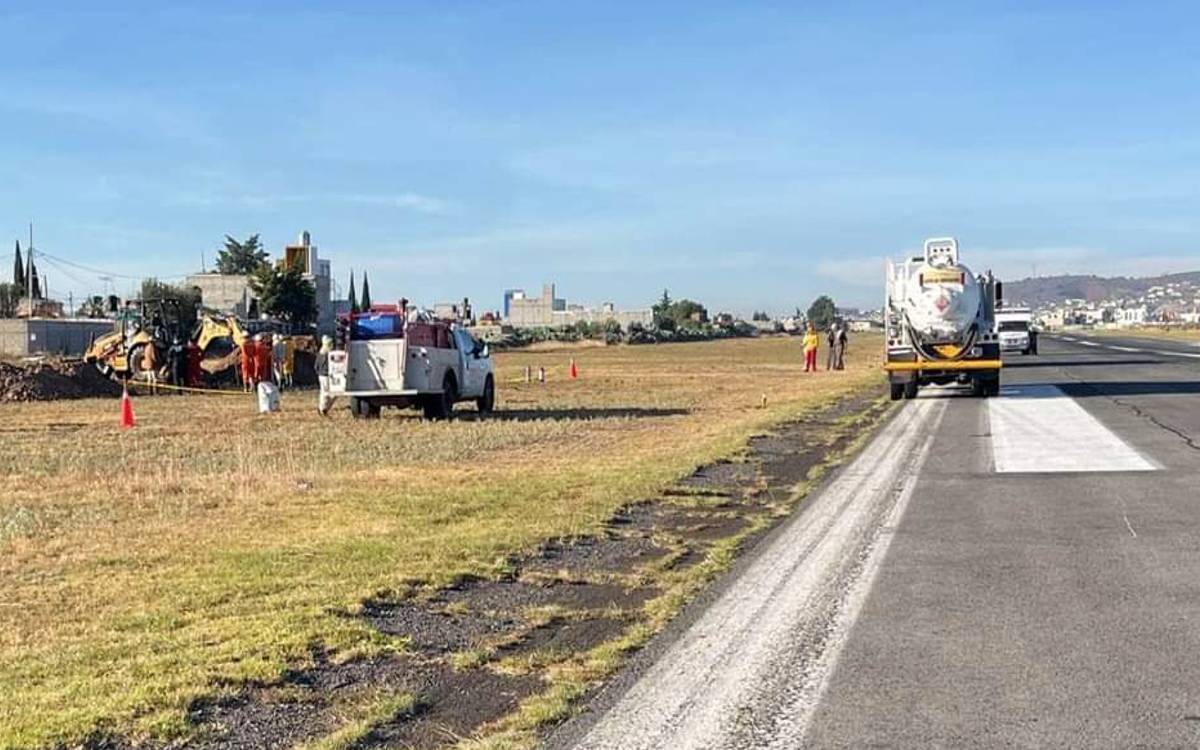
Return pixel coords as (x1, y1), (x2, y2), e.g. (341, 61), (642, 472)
(351, 313), (403, 339)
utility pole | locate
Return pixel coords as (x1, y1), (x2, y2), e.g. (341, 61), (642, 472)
(26, 222), (33, 317)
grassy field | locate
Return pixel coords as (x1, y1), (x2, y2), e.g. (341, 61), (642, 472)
(0, 335), (882, 749)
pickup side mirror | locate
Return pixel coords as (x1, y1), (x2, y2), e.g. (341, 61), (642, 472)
(476, 343), (489, 359)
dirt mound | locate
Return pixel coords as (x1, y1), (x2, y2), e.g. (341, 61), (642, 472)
(0, 358), (123, 402)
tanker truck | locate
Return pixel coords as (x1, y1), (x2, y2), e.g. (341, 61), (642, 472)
(884, 237), (1002, 400)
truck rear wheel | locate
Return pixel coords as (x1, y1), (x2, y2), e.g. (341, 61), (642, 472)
(890, 382), (905, 401)
(423, 375), (456, 420)
(350, 397), (380, 419)
(903, 380), (918, 399)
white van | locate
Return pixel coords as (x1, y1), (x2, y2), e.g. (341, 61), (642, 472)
(996, 307), (1037, 355)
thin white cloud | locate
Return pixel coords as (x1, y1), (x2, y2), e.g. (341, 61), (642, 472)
(816, 256), (889, 287)
(391, 193), (448, 214)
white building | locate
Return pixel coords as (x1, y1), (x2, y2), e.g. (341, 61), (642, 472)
(1116, 305), (1147, 327)
(281, 231), (334, 334)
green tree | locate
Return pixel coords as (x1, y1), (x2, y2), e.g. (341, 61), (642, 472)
(140, 278), (202, 330)
(0, 282), (19, 317)
(215, 234), (268, 275)
(806, 295), (838, 331)
(752, 311), (770, 322)
(347, 270), (359, 314)
(12, 240), (25, 294)
(670, 299), (707, 328)
(252, 264), (317, 327)
(360, 272), (372, 310)
(78, 295), (108, 318)
(652, 289), (675, 331)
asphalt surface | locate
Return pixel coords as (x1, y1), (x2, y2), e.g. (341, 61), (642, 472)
(555, 333), (1200, 749)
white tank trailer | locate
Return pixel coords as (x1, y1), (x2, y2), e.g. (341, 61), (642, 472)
(884, 237), (1002, 400)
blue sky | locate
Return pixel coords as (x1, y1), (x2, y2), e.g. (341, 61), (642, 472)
(2, 1), (1198, 315)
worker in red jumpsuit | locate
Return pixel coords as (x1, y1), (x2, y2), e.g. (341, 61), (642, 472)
(240, 337), (257, 392)
(254, 334), (274, 386)
(185, 340), (203, 388)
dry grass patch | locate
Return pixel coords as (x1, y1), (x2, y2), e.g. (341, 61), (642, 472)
(0, 335), (881, 748)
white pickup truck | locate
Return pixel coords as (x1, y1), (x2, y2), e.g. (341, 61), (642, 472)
(328, 315), (496, 419)
(996, 307), (1038, 355)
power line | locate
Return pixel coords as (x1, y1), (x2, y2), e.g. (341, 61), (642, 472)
(34, 250), (191, 282)
(37, 254), (99, 291)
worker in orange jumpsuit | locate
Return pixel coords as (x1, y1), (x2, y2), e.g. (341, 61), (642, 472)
(240, 337), (257, 392)
(254, 334), (274, 386)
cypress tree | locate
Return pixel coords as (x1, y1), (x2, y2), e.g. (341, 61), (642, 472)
(29, 259), (41, 299)
(13, 240), (24, 293)
(347, 270), (359, 314)
(360, 272), (372, 310)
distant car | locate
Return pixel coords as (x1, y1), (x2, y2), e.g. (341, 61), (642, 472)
(996, 307), (1037, 355)
(329, 312), (495, 419)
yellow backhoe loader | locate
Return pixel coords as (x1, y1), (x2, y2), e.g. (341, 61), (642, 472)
(194, 314), (249, 376)
(84, 299), (183, 380)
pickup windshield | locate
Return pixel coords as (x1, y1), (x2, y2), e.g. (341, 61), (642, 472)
(999, 321), (1029, 332)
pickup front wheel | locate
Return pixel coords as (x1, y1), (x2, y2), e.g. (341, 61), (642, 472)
(477, 376), (495, 415)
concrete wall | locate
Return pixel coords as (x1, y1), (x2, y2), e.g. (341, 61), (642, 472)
(186, 273), (254, 317)
(0, 319), (116, 358)
(550, 309), (653, 330)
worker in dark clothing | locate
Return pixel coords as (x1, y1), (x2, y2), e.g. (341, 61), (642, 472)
(167, 337), (187, 393)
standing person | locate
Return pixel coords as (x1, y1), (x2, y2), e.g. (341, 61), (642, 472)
(185, 339), (203, 388)
(254, 334), (273, 386)
(834, 324), (849, 370)
(803, 323), (820, 372)
(240, 336), (257, 392)
(825, 325), (837, 370)
(272, 335), (287, 388)
(142, 341), (160, 394)
(316, 335), (334, 416)
(167, 337), (187, 393)
(281, 336), (296, 388)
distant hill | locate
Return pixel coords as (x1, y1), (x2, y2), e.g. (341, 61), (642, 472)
(1003, 270), (1200, 308)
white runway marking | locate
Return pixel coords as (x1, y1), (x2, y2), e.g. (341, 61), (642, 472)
(1079, 340), (1100, 347)
(989, 385), (1156, 473)
(1123, 515), (1138, 538)
(1108, 345), (1142, 352)
(1154, 350), (1200, 359)
(571, 400), (948, 750)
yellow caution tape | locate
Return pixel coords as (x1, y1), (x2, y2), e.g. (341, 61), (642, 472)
(123, 380), (253, 397)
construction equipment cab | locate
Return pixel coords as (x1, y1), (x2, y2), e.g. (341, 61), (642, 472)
(884, 237), (1002, 399)
(328, 309), (496, 419)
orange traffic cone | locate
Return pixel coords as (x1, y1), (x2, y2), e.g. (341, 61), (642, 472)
(120, 385), (136, 428)
(569, 358), (578, 379)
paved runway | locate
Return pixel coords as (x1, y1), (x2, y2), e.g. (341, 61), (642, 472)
(557, 334), (1200, 749)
